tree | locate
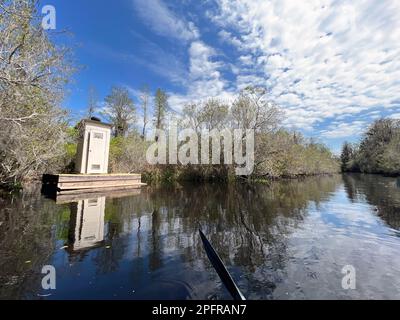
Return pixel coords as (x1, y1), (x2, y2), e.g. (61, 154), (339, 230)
(340, 118), (400, 174)
(200, 98), (229, 130)
(380, 133), (400, 175)
(153, 88), (168, 130)
(87, 86), (98, 118)
(231, 86), (283, 176)
(182, 102), (202, 133)
(357, 118), (400, 173)
(231, 86), (282, 132)
(139, 85), (150, 139)
(0, 0), (72, 187)
(340, 142), (353, 172)
(103, 86), (136, 137)
(182, 99), (229, 133)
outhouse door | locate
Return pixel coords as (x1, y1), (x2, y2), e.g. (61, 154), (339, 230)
(86, 130), (107, 174)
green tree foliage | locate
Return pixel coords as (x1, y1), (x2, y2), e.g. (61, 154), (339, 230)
(380, 134), (400, 175)
(340, 118), (400, 175)
(340, 141), (354, 171)
(255, 130), (338, 179)
(108, 133), (149, 174)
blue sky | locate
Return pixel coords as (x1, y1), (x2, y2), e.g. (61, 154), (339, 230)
(49, 0), (400, 153)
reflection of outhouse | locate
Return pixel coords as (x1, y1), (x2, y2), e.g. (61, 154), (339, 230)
(68, 197), (106, 251)
(75, 118), (112, 174)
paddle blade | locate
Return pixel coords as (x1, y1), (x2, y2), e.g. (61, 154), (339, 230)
(199, 229), (246, 301)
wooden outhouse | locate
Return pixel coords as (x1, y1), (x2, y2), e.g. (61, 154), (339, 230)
(75, 118), (112, 174)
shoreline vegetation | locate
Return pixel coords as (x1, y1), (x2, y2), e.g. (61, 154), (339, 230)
(1, 1), (398, 192)
(341, 118), (400, 177)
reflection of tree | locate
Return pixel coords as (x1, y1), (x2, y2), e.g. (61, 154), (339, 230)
(343, 173), (400, 230)
(137, 176), (342, 297)
(0, 188), (62, 299)
(91, 200), (126, 274)
(152, 176), (341, 296)
(75, 177), (342, 297)
(342, 173), (358, 202)
(90, 196), (144, 274)
(149, 209), (163, 271)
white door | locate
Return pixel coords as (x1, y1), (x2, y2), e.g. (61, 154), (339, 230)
(86, 130), (107, 174)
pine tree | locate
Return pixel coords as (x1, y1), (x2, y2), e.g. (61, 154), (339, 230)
(340, 142), (353, 172)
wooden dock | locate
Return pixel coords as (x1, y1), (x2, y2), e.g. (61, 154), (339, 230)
(54, 187), (142, 204)
(42, 173), (146, 193)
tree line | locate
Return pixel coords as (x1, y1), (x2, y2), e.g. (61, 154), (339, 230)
(82, 85), (339, 182)
(341, 118), (400, 176)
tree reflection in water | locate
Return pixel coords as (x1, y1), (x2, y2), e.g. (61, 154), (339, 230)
(343, 173), (400, 231)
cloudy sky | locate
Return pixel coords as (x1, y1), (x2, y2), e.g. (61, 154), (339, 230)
(52, 0), (400, 152)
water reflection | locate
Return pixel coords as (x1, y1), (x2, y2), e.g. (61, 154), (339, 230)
(1, 174), (400, 299)
(67, 197), (105, 252)
(343, 174), (400, 230)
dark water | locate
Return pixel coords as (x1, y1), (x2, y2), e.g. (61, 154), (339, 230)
(1, 174), (400, 300)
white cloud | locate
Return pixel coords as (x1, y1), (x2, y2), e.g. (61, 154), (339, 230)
(390, 113), (400, 119)
(168, 41), (234, 112)
(207, 0), (400, 137)
(189, 42), (221, 80)
(132, 0), (199, 41)
(218, 30), (243, 48)
(320, 121), (368, 139)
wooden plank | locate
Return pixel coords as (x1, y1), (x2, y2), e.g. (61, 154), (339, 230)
(59, 179), (141, 189)
(56, 186), (143, 204)
(58, 173), (141, 176)
(58, 181), (146, 190)
(57, 174), (141, 183)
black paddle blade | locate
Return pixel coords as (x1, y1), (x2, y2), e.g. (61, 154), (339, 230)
(199, 229), (246, 301)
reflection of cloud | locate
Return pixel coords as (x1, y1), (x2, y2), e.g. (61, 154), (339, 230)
(276, 190), (400, 299)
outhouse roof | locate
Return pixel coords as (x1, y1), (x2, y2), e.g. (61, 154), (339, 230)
(80, 118), (112, 129)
